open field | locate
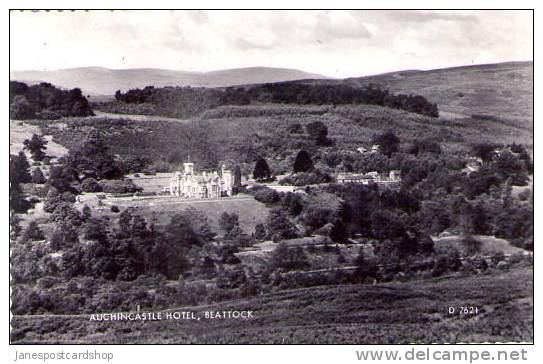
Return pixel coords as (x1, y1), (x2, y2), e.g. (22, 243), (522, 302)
(9, 120), (68, 158)
(83, 194), (269, 233)
(10, 266), (533, 344)
(128, 172), (173, 193)
(433, 235), (527, 256)
(92, 111), (189, 123)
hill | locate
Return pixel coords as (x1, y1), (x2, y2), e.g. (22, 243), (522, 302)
(344, 61), (533, 128)
(10, 66), (329, 96)
(27, 102), (533, 178)
(10, 266), (533, 344)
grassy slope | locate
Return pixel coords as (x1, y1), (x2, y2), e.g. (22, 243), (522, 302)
(9, 120), (68, 158)
(201, 104), (533, 156)
(433, 235), (526, 256)
(11, 266), (533, 344)
(345, 61), (533, 128)
(31, 89), (533, 176)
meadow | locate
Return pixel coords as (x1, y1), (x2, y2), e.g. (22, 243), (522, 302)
(11, 266), (533, 344)
(88, 193), (270, 233)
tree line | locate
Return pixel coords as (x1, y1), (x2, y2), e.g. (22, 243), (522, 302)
(108, 82), (439, 118)
(10, 81), (94, 120)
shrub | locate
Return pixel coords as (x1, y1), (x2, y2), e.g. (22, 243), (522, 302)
(99, 179), (142, 194)
(490, 251), (506, 266)
(461, 235), (482, 256)
(432, 256), (448, 277)
(252, 187), (280, 205)
(111, 205), (120, 213)
(270, 243), (309, 271)
(31, 168), (46, 184)
(21, 221), (45, 242)
(81, 178), (102, 193)
(279, 171), (333, 186)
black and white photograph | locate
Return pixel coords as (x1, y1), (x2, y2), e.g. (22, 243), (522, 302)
(8, 9), (534, 346)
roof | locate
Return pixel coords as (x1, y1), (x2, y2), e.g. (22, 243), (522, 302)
(340, 175), (371, 181)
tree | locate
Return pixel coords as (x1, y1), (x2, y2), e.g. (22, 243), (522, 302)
(472, 143), (500, 164)
(10, 214), (23, 240)
(47, 165), (76, 193)
(219, 212), (239, 236)
(372, 130), (400, 157)
(10, 183), (30, 213)
(461, 235), (482, 256)
(281, 192), (304, 217)
(354, 247), (378, 279)
(306, 121), (329, 146)
(270, 243), (309, 271)
(293, 150), (314, 173)
(409, 139), (441, 155)
(23, 134), (48, 161)
(266, 207), (298, 242)
(493, 151), (528, 186)
(43, 188), (76, 213)
(254, 223), (267, 241)
(164, 213), (206, 249)
(233, 165), (242, 187)
(10, 152), (32, 184)
(10, 95), (35, 119)
(50, 202), (83, 227)
(81, 178), (101, 192)
(253, 157), (271, 181)
(21, 221), (45, 242)
(64, 132), (124, 180)
(31, 168), (46, 184)
(82, 204), (92, 221)
(370, 210), (405, 241)
(330, 219), (348, 244)
(50, 222), (79, 250)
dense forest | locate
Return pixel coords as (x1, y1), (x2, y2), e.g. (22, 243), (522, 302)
(100, 82), (439, 119)
(9, 81), (94, 120)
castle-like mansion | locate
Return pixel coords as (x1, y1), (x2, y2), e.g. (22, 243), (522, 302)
(169, 162), (233, 199)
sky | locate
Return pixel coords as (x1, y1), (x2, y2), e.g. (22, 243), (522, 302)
(9, 10), (533, 78)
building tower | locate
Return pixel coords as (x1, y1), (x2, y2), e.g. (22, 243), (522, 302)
(221, 165), (233, 196)
(183, 162), (194, 175)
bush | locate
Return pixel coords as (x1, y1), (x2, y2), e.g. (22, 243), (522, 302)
(251, 187), (280, 205)
(111, 205), (120, 213)
(279, 171), (333, 186)
(461, 235), (482, 256)
(270, 243), (309, 271)
(21, 221), (45, 242)
(99, 179), (142, 194)
(81, 178), (102, 193)
(432, 256), (448, 277)
(31, 168), (46, 184)
(464, 255), (488, 272)
(490, 251), (506, 266)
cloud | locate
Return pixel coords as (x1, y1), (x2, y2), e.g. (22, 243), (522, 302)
(382, 10), (479, 23)
(9, 10), (533, 78)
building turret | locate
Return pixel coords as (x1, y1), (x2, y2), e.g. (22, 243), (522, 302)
(221, 165), (233, 196)
(184, 162), (194, 175)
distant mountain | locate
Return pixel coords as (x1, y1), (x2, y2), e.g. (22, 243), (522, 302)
(10, 66), (329, 96)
